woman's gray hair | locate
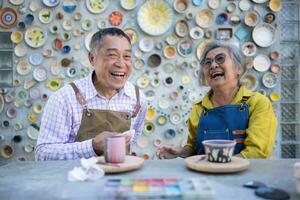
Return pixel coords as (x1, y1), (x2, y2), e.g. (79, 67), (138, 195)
(199, 42), (246, 85)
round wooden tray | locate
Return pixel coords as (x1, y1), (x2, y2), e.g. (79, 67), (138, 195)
(185, 155), (250, 173)
(97, 155), (144, 174)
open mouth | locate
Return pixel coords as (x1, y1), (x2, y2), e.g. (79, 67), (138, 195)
(111, 72), (126, 78)
(210, 71), (224, 79)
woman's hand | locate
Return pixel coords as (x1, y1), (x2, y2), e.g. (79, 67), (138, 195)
(156, 145), (182, 159)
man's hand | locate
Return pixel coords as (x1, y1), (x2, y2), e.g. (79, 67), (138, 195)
(92, 131), (114, 156)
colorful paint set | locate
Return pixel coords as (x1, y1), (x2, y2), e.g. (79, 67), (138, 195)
(103, 178), (215, 199)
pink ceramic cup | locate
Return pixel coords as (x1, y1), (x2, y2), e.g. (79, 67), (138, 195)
(104, 135), (126, 163)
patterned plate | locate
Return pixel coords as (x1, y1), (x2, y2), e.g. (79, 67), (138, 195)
(86, 0), (108, 14)
(0, 7), (18, 29)
(137, 0), (173, 36)
(25, 26), (47, 48)
(42, 0), (60, 7)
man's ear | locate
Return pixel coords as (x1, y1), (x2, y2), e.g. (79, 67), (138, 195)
(88, 52), (94, 66)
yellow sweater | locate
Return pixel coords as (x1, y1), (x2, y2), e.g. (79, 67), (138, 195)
(186, 86), (278, 158)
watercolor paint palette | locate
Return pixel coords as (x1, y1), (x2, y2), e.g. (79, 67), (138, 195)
(103, 178), (215, 199)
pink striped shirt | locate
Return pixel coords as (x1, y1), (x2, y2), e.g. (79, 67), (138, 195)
(35, 72), (147, 160)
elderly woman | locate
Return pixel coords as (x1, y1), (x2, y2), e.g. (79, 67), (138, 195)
(157, 42), (277, 159)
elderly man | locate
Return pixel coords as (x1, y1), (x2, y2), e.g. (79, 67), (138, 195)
(36, 28), (147, 160)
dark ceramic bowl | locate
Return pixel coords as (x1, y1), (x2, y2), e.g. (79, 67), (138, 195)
(202, 139), (236, 163)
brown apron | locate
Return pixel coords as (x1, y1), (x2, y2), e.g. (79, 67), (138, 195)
(69, 83), (141, 143)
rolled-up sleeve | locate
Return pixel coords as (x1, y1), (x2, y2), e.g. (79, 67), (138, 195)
(241, 95), (278, 158)
(35, 91), (96, 161)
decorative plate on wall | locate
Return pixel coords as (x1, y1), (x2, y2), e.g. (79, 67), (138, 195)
(86, 0), (108, 14)
(253, 54), (271, 72)
(196, 9), (214, 28)
(9, 0), (24, 6)
(137, 0), (173, 36)
(25, 26), (47, 48)
(120, 0), (137, 10)
(252, 23), (276, 47)
(42, 0), (60, 7)
(0, 7), (18, 29)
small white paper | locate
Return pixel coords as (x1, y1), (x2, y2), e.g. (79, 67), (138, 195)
(68, 157), (104, 182)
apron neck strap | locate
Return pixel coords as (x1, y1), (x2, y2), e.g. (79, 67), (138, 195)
(70, 83), (87, 105)
(132, 85), (141, 118)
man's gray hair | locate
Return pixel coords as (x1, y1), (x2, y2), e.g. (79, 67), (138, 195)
(89, 27), (131, 57)
(199, 42), (246, 85)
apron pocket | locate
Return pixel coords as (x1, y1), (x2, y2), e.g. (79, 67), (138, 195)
(203, 129), (230, 140)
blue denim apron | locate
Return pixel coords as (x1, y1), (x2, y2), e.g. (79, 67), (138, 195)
(195, 97), (249, 155)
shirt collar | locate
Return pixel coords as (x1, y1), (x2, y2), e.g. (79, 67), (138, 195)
(199, 86), (254, 109)
(84, 71), (132, 100)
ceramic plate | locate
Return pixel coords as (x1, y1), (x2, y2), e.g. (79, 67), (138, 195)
(253, 54), (271, 72)
(242, 42), (257, 57)
(163, 45), (177, 59)
(158, 99), (170, 109)
(139, 37), (154, 52)
(84, 31), (96, 51)
(124, 27), (138, 45)
(10, 31), (23, 43)
(208, 0), (221, 9)
(42, 0), (60, 7)
(145, 108), (156, 121)
(262, 72), (278, 88)
(97, 156), (144, 174)
(25, 26), (47, 48)
(120, 0), (137, 10)
(177, 39), (193, 57)
(164, 129), (176, 139)
(240, 73), (258, 91)
(137, 136), (149, 148)
(196, 39), (212, 60)
(39, 8), (53, 24)
(269, 0), (282, 12)
(244, 11), (259, 27)
(192, 0), (202, 6)
(86, 0), (108, 14)
(29, 52), (43, 66)
(175, 20), (189, 38)
(170, 112), (182, 125)
(9, 0), (24, 5)
(27, 124), (40, 140)
(62, 0), (77, 13)
(16, 59), (31, 75)
(143, 122), (155, 135)
(196, 9), (214, 28)
(137, 0), (173, 36)
(190, 27), (204, 40)
(239, 0), (251, 11)
(14, 43), (27, 57)
(82, 19), (93, 31)
(0, 7), (18, 29)
(136, 75), (149, 88)
(252, 23), (276, 47)
(157, 115), (167, 125)
(33, 66), (48, 82)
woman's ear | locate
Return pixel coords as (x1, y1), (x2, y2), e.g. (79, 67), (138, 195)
(88, 52), (94, 66)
